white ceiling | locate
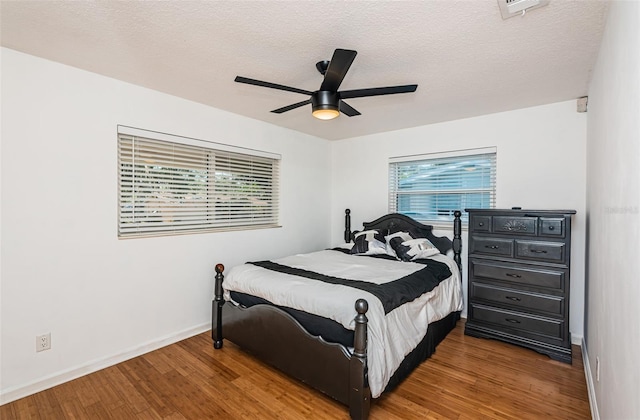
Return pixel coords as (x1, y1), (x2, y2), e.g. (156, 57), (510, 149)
(0, 1), (609, 140)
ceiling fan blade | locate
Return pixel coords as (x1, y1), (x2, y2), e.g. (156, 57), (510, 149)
(320, 49), (357, 92)
(235, 76), (313, 96)
(271, 99), (311, 114)
(339, 84), (418, 99)
(339, 100), (361, 117)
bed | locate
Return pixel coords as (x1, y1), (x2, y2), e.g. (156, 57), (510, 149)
(212, 209), (463, 419)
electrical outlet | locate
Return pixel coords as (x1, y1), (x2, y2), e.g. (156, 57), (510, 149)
(596, 356), (600, 382)
(36, 333), (51, 352)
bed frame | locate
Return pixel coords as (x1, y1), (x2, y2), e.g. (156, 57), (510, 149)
(212, 209), (462, 420)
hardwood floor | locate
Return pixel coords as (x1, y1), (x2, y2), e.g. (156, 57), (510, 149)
(1, 321), (591, 419)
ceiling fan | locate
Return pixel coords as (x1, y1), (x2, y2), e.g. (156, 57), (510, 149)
(234, 48), (418, 120)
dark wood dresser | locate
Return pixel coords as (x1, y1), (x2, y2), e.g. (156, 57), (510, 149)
(464, 208), (576, 363)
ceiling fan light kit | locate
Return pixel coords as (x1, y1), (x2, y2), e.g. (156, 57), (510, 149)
(312, 108), (340, 120)
(311, 91), (340, 120)
(235, 48), (418, 121)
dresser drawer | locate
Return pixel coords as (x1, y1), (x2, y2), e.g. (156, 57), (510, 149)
(469, 304), (564, 339)
(470, 260), (566, 291)
(493, 216), (537, 236)
(516, 240), (566, 264)
(539, 217), (565, 237)
(470, 282), (564, 316)
(470, 215), (491, 232)
(470, 237), (513, 257)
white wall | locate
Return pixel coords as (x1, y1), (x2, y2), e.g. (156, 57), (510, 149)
(585, 1), (640, 418)
(330, 101), (587, 340)
(0, 48), (331, 402)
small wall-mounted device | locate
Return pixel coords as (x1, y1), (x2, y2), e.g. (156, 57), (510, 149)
(577, 96), (588, 113)
(498, 0), (551, 19)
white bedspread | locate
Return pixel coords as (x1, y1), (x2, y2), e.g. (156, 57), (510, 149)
(222, 249), (463, 398)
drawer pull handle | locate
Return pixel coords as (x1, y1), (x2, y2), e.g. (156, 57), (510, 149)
(505, 296), (521, 302)
(505, 318), (521, 324)
(529, 249), (548, 254)
(478, 222), (484, 226)
(548, 226), (555, 231)
(485, 245), (500, 249)
(505, 273), (522, 278)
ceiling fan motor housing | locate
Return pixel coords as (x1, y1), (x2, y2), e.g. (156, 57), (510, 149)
(311, 90), (339, 112)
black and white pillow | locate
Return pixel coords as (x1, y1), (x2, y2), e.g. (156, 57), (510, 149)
(384, 231), (414, 259)
(393, 237), (440, 261)
(350, 229), (387, 255)
(386, 231), (440, 261)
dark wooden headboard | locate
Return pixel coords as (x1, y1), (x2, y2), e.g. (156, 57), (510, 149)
(344, 209), (463, 271)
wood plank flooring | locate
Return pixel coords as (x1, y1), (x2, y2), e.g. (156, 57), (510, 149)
(1, 321), (591, 419)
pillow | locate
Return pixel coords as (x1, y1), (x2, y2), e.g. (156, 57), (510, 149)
(384, 231), (414, 259)
(350, 229), (387, 255)
(391, 237), (440, 261)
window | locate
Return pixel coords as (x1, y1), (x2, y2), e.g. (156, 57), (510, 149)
(118, 126), (280, 238)
(389, 148), (496, 225)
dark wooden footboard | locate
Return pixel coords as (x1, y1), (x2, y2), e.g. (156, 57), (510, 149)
(212, 264), (371, 419)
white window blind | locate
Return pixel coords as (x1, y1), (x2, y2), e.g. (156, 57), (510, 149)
(118, 130), (280, 238)
(389, 148), (496, 224)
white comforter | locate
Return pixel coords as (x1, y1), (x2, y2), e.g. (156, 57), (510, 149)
(222, 249), (463, 398)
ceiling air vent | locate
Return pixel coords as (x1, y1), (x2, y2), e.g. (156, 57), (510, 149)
(498, 0), (550, 19)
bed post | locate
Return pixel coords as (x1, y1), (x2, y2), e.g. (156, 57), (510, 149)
(212, 263), (225, 349)
(453, 210), (462, 273)
(344, 208), (352, 243)
(349, 299), (371, 420)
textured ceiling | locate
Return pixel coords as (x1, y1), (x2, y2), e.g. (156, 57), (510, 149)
(0, 1), (608, 140)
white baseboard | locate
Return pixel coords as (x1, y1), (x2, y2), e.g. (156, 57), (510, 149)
(582, 338), (600, 420)
(0, 323), (210, 406)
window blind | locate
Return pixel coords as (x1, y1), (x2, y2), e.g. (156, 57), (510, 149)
(389, 149), (496, 224)
(118, 132), (280, 237)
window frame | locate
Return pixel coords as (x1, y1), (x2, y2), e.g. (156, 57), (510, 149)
(117, 126), (281, 238)
(388, 147), (496, 227)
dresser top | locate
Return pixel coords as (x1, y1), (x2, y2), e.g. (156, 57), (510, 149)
(465, 208), (576, 215)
